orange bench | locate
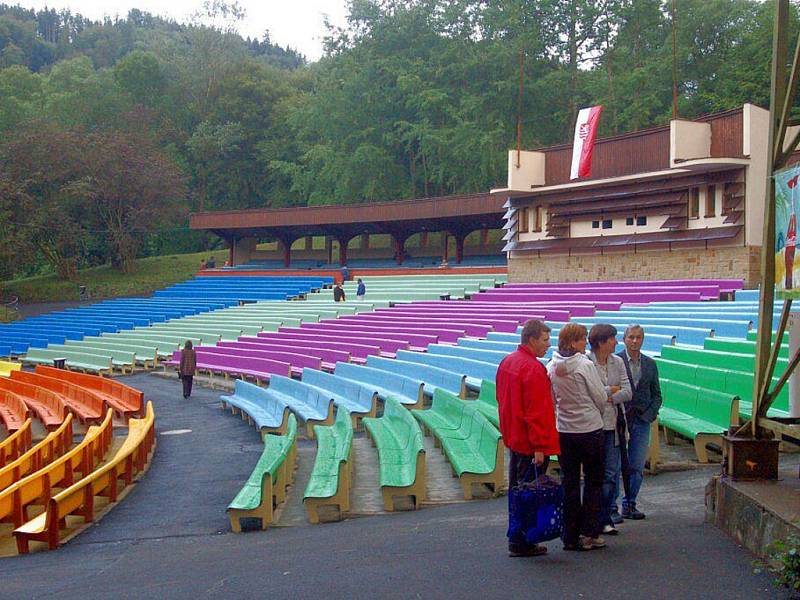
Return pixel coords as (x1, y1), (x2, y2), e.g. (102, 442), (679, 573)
(0, 389), (30, 435)
(0, 410), (112, 528)
(0, 414), (73, 493)
(12, 371), (104, 424)
(0, 378), (66, 431)
(35, 366), (143, 419)
(0, 417), (32, 468)
(14, 402), (155, 553)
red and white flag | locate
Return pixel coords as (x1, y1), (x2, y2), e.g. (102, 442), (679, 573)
(570, 105), (603, 180)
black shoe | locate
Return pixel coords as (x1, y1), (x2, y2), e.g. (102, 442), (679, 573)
(610, 512), (624, 525)
(622, 507), (646, 520)
(509, 544), (548, 557)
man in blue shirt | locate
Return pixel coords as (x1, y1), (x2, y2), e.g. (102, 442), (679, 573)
(356, 278), (366, 300)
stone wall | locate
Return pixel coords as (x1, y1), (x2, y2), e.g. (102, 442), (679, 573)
(508, 245), (762, 287)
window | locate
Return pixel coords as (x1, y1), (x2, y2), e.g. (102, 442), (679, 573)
(689, 187), (700, 219)
(517, 207), (529, 233)
(626, 217), (634, 226)
(602, 219), (613, 229)
(533, 206), (543, 232)
(636, 216), (647, 226)
(592, 220), (600, 229)
(705, 185), (716, 217)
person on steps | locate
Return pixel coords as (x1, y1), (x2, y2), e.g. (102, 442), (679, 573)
(179, 340), (197, 399)
(333, 282), (346, 302)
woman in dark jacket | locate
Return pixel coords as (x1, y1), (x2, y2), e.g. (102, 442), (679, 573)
(179, 340), (197, 399)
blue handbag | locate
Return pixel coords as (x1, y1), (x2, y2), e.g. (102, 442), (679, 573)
(508, 464), (565, 545)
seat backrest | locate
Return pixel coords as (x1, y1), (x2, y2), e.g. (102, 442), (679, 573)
(478, 380), (497, 407)
(695, 388), (737, 427)
(660, 379), (698, 415)
(694, 365), (727, 392)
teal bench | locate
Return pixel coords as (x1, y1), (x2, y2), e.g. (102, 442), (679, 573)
(299, 368), (378, 428)
(659, 379), (739, 462)
(267, 375), (335, 438)
(220, 379), (292, 437)
(475, 380), (499, 427)
(365, 355), (466, 397)
(303, 409), (354, 523)
(413, 388), (503, 499)
(703, 337), (788, 358)
(334, 362), (424, 408)
(227, 414), (297, 532)
(22, 347), (114, 375)
(362, 396), (426, 511)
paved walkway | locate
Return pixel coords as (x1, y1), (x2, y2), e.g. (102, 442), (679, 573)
(0, 374), (791, 599)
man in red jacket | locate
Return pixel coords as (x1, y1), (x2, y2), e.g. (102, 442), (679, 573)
(497, 319), (560, 557)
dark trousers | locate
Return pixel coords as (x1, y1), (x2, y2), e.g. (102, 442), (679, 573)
(559, 429), (605, 545)
(508, 450), (550, 548)
(181, 375), (193, 398)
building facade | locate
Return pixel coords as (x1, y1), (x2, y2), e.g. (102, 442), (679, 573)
(494, 104), (797, 286)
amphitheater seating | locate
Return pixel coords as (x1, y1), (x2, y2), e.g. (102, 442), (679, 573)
(267, 375), (336, 437)
(0, 361), (21, 377)
(332, 362), (425, 408)
(0, 377), (67, 430)
(413, 389), (504, 499)
(0, 418), (31, 468)
(14, 401), (155, 553)
(34, 365), (143, 419)
(64, 339), (158, 368)
(258, 331), (385, 358)
(227, 414), (297, 533)
(0, 410), (113, 528)
(303, 408), (353, 523)
(365, 355), (466, 397)
(0, 415), (73, 493)
(474, 380), (499, 427)
(11, 370), (105, 424)
(0, 389), (29, 435)
(220, 380), (292, 436)
(394, 349), (498, 391)
(362, 397), (426, 511)
(220, 339), (348, 370)
(658, 379), (739, 462)
(195, 345), (321, 377)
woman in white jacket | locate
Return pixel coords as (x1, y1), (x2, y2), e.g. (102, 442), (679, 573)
(547, 323), (608, 551)
(587, 324), (632, 535)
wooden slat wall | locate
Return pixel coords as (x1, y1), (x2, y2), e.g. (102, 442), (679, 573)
(709, 111), (744, 158)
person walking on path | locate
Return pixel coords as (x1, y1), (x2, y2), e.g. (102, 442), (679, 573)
(356, 278), (366, 301)
(496, 319), (560, 558)
(333, 282), (346, 302)
(617, 325), (662, 520)
(547, 323), (608, 552)
(179, 340), (197, 399)
(586, 324), (631, 535)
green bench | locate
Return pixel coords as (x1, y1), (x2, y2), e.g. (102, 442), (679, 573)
(703, 337), (788, 358)
(363, 396), (426, 511)
(413, 389), (503, 499)
(303, 409), (354, 523)
(659, 379), (739, 462)
(474, 380), (499, 428)
(66, 339), (159, 368)
(660, 345), (788, 375)
(227, 414), (297, 532)
(22, 347), (114, 375)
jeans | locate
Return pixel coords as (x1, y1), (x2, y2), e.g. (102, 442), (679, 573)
(181, 375), (194, 398)
(559, 429), (605, 545)
(601, 430), (621, 526)
(623, 416), (651, 509)
(508, 451), (550, 548)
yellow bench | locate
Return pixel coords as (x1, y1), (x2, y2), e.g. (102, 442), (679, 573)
(0, 414), (73, 493)
(0, 418), (32, 467)
(14, 402), (156, 553)
(0, 361), (21, 377)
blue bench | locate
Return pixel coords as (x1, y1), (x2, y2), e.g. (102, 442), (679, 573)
(364, 355), (466, 397)
(395, 350), (498, 391)
(299, 368), (378, 427)
(268, 375), (336, 437)
(426, 344), (506, 365)
(220, 379), (292, 437)
(333, 362), (425, 408)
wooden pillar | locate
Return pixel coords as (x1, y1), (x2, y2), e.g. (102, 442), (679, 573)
(325, 236), (333, 265)
(339, 238), (349, 266)
(361, 233), (369, 249)
(442, 233), (449, 264)
(393, 235), (407, 265)
(280, 239), (291, 268)
(305, 236), (313, 250)
(455, 235), (465, 264)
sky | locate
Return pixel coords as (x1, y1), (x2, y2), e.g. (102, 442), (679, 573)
(13, 0), (350, 61)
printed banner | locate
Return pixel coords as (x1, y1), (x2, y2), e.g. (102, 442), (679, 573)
(776, 163), (800, 298)
(570, 105), (603, 180)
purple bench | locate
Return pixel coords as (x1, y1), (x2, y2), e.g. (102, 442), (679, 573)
(497, 278), (742, 290)
(166, 350), (290, 383)
(486, 284), (721, 301)
(268, 328), (407, 355)
(327, 316), (494, 337)
(345, 313), (518, 334)
(311, 320), (468, 343)
(471, 291), (703, 303)
(197, 346), (322, 376)
(292, 324), (439, 348)
(223, 339), (350, 368)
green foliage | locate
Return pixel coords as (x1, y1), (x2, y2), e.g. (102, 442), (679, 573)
(763, 535), (800, 593)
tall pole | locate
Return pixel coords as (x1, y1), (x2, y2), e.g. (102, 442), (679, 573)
(671, 0), (678, 119)
(516, 48), (524, 168)
(752, 0), (789, 436)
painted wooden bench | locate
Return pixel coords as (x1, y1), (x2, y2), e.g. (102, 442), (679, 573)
(11, 371), (104, 425)
(0, 377), (67, 430)
(21, 347), (113, 375)
(0, 389), (29, 435)
(220, 379), (292, 437)
(35, 365), (143, 419)
(299, 368), (378, 428)
(0, 414), (73, 493)
(303, 409), (353, 523)
(333, 362), (424, 409)
(0, 417), (32, 468)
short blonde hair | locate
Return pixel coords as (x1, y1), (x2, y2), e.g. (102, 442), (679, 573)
(558, 323), (588, 354)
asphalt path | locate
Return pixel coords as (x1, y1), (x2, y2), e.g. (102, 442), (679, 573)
(0, 373), (789, 599)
